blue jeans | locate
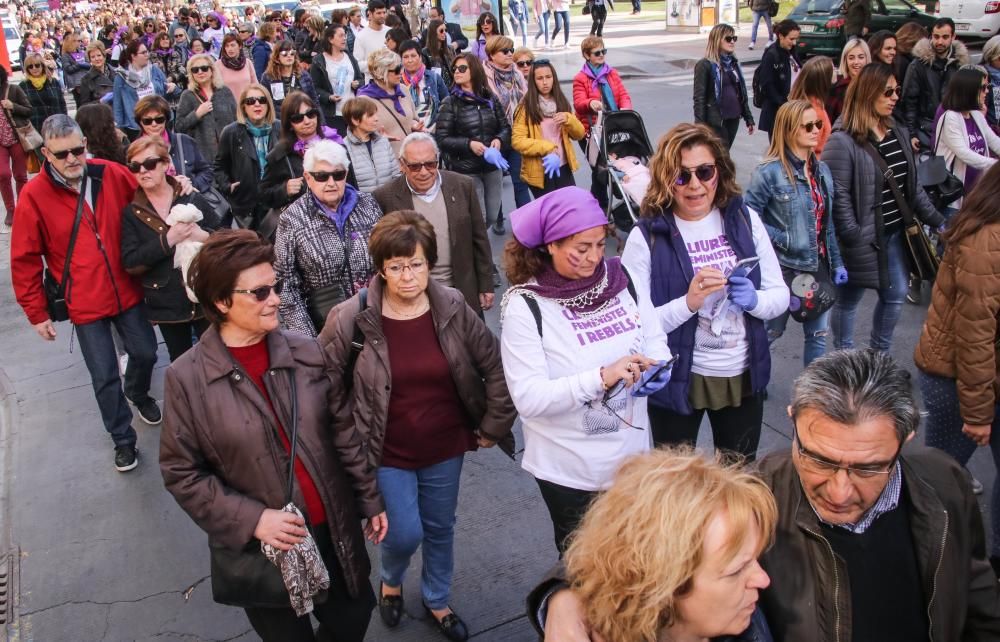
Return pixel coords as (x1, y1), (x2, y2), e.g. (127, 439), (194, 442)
(832, 231), (909, 352)
(631, 0), (641, 11)
(920, 371), (1000, 556)
(550, 10), (570, 45)
(535, 11), (550, 44)
(767, 308), (831, 367)
(377, 455), (464, 610)
(510, 12), (528, 46)
(751, 11), (772, 44)
(506, 150), (533, 209)
(74, 304), (159, 448)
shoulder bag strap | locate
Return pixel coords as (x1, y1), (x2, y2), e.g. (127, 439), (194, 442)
(283, 369), (299, 506)
(521, 293), (543, 337)
(1, 86), (14, 127)
(863, 141), (917, 227)
(344, 288), (367, 390)
(59, 179), (88, 296)
(176, 134), (185, 174)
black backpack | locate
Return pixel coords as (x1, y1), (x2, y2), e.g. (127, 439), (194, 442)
(521, 270), (637, 337)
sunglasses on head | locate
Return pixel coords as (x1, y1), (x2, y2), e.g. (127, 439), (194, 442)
(140, 115), (167, 126)
(233, 280), (283, 302)
(308, 169), (348, 182)
(47, 144), (86, 160)
(533, 58), (551, 65)
(289, 108), (319, 123)
(127, 157), (164, 173)
(243, 96), (268, 106)
(403, 159), (438, 172)
(499, 47), (515, 54)
(191, 64), (212, 73)
(675, 163), (717, 186)
(589, 48), (607, 56)
(724, 35), (738, 43)
(882, 85), (902, 98)
(452, 64), (469, 73)
(800, 119), (824, 133)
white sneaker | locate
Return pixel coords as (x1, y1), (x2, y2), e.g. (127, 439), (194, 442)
(748, 43), (755, 50)
(0, 221), (9, 234)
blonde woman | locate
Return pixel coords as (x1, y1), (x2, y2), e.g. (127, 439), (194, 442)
(826, 37), (869, 124)
(20, 52), (67, 134)
(693, 23), (755, 149)
(356, 49), (422, 156)
(565, 448), (776, 642)
(175, 53), (238, 162)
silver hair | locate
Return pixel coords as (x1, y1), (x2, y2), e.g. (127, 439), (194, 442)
(398, 132), (438, 159)
(983, 35), (1000, 65)
(41, 114), (83, 144)
(790, 349), (918, 443)
(303, 139), (351, 172)
(368, 48), (402, 83)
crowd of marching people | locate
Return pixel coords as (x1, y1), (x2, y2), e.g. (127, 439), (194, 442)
(7, 0), (1000, 639)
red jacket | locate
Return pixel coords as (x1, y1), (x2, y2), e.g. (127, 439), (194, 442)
(572, 66), (633, 135)
(11, 160), (142, 326)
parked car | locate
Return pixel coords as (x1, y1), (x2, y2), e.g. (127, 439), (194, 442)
(936, 0), (1000, 39)
(4, 24), (20, 71)
(789, 0), (936, 58)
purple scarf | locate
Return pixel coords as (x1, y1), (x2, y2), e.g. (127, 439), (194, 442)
(450, 85), (493, 108)
(357, 81), (407, 116)
(293, 126), (344, 155)
(521, 257), (629, 314)
(581, 61), (612, 92)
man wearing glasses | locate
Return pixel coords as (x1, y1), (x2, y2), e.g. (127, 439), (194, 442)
(10, 116), (160, 474)
(533, 349), (1000, 641)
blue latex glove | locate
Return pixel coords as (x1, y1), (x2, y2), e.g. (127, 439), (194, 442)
(482, 147), (510, 171)
(833, 266), (848, 285)
(631, 360), (673, 397)
(541, 152), (561, 178)
(100, 92), (114, 104)
(727, 275), (758, 311)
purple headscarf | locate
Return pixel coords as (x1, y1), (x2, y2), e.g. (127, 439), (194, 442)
(511, 186), (608, 249)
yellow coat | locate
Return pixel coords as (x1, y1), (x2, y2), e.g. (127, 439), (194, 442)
(511, 105), (586, 189)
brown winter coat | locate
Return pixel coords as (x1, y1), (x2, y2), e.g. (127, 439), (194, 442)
(914, 223), (1000, 426)
(160, 326), (383, 599)
(317, 276), (517, 469)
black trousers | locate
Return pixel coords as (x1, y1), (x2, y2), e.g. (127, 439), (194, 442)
(647, 393), (764, 462)
(244, 524), (376, 642)
(590, 4), (607, 35)
(528, 164), (576, 198)
(713, 118), (741, 150)
(578, 140), (609, 211)
(535, 478), (598, 555)
(157, 318), (209, 363)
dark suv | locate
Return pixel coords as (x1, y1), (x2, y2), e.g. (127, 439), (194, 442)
(788, 0), (937, 58)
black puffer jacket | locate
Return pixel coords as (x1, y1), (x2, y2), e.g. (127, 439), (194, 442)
(434, 90), (511, 175)
(259, 140), (305, 210)
(820, 122), (943, 289)
(214, 120), (279, 227)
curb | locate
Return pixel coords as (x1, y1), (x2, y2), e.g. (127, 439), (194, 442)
(0, 365), (13, 552)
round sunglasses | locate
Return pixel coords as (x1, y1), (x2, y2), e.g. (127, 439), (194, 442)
(800, 120), (824, 133)
(675, 163), (717, 186)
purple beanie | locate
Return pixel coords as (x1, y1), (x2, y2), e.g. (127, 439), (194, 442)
(510, 186), (608, 249)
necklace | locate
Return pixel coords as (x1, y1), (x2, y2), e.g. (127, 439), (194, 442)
(383, 294), (429, 319)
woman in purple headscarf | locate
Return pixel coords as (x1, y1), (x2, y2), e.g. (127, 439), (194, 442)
(499, 186), (673, 554)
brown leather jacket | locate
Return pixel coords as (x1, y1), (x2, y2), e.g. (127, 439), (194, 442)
(915, 224), (1000, 426)
(317, 276), (516, 469)
(160, 327), (383, 599)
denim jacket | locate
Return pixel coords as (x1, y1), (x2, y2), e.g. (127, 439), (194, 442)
(745, 154), (843, 273)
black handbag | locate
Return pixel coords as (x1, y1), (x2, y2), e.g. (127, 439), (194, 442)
(918, 119), (965, 211)
(44, 184), (87, 322)
(209, 371), (325, 609)
(306, 282), (348, 331)
(582, 0), (592, 14)
(176, 139), (232, 224)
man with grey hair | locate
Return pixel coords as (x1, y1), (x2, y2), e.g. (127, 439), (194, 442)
(533, 349), (1000, 641)
(372, 132), (495, 314)
(10, 115), (160, 474)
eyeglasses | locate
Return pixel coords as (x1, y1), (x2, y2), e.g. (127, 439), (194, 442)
(498, 47), (515, 54)
(48, 145), (87, 160)
(289, 108), (319, 124)
(588, 48), (607, 56)
(190, 65), (212, 73)
(724, 35), (738, 43)
(127, 157), (164, 173)
(794, 426), (900, 480)
(383, 259), (428, 278)
(675, 163), (717, 186)
(800, 119), (824, 133)
(308, 169), (348, 182)
(596, 384), (643, 430)
(452, 64), (469, 73)
(882, 85), (902, 98)
(402, 158), (438, 172)
(243, 96), (268, 106)
(140, 115), (167, 126)
(515, 60), (533, 67)
(174, 33), (186, 38)
(233, 280), (283, 301)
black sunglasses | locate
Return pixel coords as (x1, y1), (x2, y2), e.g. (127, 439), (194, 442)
(289, 108), (319, 124)
(724, 35), (738, 43)
(515, 60), (533, 67)
(190, 65), (212, 73)
(233, 280), (283, 301)
(26, 63), (43, 70)
(127, 157), (164, 173)
(243, 96), (269, 106)
(390, 64), (402, 74)
(452, 64), (469, 73)
(675, 163), (717, 186)
(589, 48), (607, 56)
(800, 119), (824, 133)
(308, 169), (349, 182)
(174, 33), (186, 38)
(238, 29), (251, 34)
(882, 85), (902, 98)
(403, 159), (438, 172)
(498, 47), (515, 54)
(48, 145), (87, 160)
(140, 115), (167, 126)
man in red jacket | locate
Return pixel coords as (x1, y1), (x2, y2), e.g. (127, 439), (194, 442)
(10, 115), (159, 473)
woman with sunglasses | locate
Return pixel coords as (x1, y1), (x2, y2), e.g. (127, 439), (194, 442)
(512, 60), (584, 197)
(134, 95), (212, 194)
(76, 42), (115, 107)
(622, 123), (787, 461)
(311, 24), (363, 133)
(423, 19), (455, 88)
(513, 47), (535, 81)
(788, 56), (834, 155)
(261, 40), (323, 128)
(215, 33), (259, 112)
(20, 52), (67, 135)
(825, 37), (869, 125)
(484, 35), (531, 208)
(435, 53), (511, 235)
(120, 136), (218, 362)
(202, 11), (226, 58)
(356, 49), (422, 156)
(112, 40), (168, 142)
(175, 53), (238, 164)
(821, 63), (943, 352)
(470, 12), (498, 61)
(161, 228), (386, 642)
(745, 100), (843, 367)
(399, 39), (448, 130)
(501, 187), (672, 553)
(693, 24), (755, 150)
(273, 139), (384, 336)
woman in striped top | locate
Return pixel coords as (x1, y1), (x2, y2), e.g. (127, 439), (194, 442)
(821, 63), (944, 352)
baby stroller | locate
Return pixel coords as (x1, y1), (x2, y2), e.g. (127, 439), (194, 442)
(587, 109), (654, 235)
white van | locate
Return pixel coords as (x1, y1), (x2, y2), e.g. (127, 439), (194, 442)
(937, 0), (1000, 39)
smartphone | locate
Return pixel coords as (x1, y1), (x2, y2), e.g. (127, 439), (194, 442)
(727, 256), (760, 281)
(630, 355), (679, 397)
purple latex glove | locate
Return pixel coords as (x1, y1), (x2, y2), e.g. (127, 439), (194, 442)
(631, 360), (673, 397)
(727, 275), (758, 311)
(482, 147), (509, 171)
(833, 266), (848, 285)
(542, 152), (561, 178)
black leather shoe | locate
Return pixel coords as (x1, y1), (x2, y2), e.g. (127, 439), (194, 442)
(378, 584), (404, 628)
(425, 605), (469, 641)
